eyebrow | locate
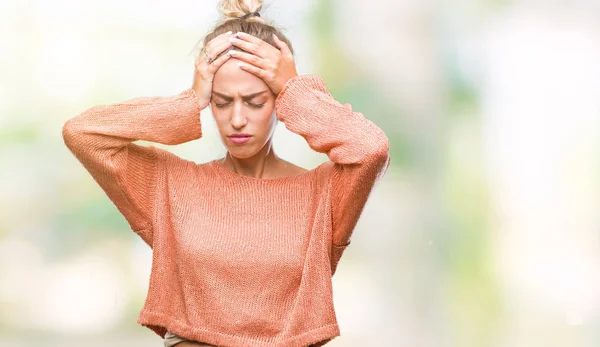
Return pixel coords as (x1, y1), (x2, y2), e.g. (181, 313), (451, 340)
(211, 90), (269, 101)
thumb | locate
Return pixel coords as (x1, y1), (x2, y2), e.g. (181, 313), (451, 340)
(273, 34), (292, 57)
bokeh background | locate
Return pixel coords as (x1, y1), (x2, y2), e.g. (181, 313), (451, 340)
(1, 0), (599, 346)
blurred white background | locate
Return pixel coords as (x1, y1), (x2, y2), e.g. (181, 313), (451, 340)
(0, 0), (599, 346)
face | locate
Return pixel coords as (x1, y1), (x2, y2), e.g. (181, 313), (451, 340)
(210, 57), (277, 159)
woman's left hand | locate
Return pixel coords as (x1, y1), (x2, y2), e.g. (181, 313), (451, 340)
(227, 32), (298, 95)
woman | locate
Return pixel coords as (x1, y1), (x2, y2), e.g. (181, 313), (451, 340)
(62, 0), (390, 346)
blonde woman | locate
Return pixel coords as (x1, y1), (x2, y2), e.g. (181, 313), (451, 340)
(62, 0), (390, 346)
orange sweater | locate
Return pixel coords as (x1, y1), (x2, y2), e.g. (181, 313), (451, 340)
(62, 74), (390, 347)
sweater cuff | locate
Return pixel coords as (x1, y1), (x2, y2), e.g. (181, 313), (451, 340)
(176, 88), (203, 141)
(274, 74), (328, 121)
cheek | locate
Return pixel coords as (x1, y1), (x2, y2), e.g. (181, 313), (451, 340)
(210, 111), (229, 131)
(256, 109), (277, 133)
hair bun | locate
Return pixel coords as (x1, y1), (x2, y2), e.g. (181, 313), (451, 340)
(219, 0), (264, 21)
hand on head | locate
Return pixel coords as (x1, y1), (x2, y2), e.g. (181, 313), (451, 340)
(191, 31), (235, 109)
(191, 30), (298, 108)
(227, 32), (298, 95)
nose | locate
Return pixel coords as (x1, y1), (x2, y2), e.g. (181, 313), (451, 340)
(231, 103), (247, 129)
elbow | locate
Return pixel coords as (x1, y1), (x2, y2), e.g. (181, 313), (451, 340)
(62, 116), (90, 151)
(62, 119), (79, 149)
(364, 131), (390, 183)
(378, 132), (390, 158)
(345, 126), (390, 170)
(62, 105), (97, 148)
(368, 136), (390, 183)
(368, 130), (390, 168)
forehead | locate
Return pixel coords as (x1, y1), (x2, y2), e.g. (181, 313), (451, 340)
(212, 58), (270, 95)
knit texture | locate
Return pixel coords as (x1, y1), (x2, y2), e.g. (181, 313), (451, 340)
(62, 74), (390, 347)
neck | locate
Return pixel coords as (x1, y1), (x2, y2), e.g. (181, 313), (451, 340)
(221, 141), (280, 178)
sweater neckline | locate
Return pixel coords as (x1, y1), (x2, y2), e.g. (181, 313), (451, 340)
(209, 159), (319, 183)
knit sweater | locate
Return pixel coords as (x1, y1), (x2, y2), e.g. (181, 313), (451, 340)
(62, 74), (390, 347)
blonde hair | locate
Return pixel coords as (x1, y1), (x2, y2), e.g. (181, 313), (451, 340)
(192, 0), (294, 61)
(219, 0), (265, 23)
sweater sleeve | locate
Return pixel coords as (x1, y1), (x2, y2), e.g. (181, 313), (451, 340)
(274, 75), (391, 274)
(62, 88), (202, 248)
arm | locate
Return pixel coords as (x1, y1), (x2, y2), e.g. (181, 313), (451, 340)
(274, 75), (390, 274)
(62, 88), (202, 247)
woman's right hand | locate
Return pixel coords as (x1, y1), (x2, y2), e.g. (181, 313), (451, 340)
(192, 31), (234, 109)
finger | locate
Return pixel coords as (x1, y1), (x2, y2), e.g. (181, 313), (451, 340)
(235, 32), (280, 56)
(207, 51), (233, 72)
(212, 31), (234, 44)
(272, 34), (292, 57)
(232, 31), (264, 45)
(229, 36), (266, 58)
(198, 41), (233, 66)
(201, 31), (234, 59)
(237, 62), (266, 79)
(213, 31), (234, 47)
(210, 40), (234, 59)
(228, 50), (267, 69)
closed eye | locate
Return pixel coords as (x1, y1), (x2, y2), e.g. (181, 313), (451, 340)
(214, 102), (265, 108)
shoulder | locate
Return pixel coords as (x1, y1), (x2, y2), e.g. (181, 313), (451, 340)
(151, 147), (205, 180)
(290, 160), (335, 185)
(278, 159), (309, 176)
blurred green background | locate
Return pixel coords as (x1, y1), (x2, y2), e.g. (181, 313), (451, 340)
(1, 0), (599, 346)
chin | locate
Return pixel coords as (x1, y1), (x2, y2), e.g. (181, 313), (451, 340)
(221, 135), (273, 160)
(225, 146), (259, 159)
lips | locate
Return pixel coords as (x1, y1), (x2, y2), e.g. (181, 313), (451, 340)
(228, 134), (252, 144)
